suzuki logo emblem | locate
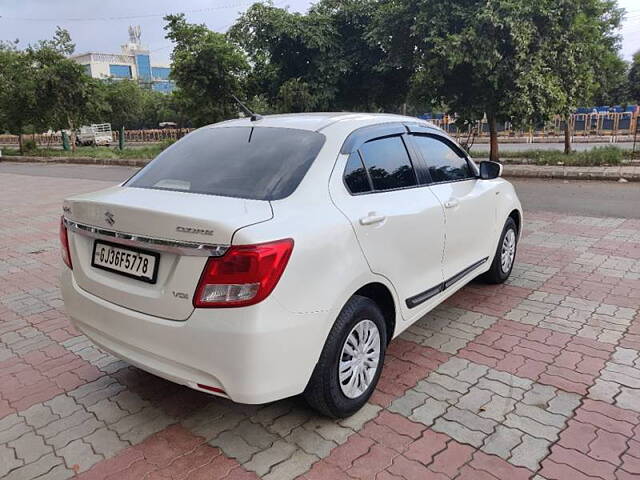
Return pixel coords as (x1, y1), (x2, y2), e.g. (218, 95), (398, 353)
(104, 211), (115, 226)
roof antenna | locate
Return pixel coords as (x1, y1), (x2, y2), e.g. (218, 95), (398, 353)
(230, 94), (263, 122)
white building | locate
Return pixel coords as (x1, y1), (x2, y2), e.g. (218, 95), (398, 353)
(70, 26), (174, 93)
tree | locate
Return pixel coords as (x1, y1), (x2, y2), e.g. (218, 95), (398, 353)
(546, 0), (623, 154)
(140, 89), (182, 128)
(33, 26), (76, 56)
(276, 78), (316, 112)
(0, 28), (95, 151)
(592, 52), (630, 106)
(28, 30), (96, 151)
(311, 0), (414, 111)
(102, 80), (145, 129)
(230, 1), (418, 113)
(164, 14), (250, 126)
(630, 51), (640, 103)
(366, 0), (425, 110)
(230, 3), (340, 112)
(0, 43), (38, 152)
(407, 0), (567, 162)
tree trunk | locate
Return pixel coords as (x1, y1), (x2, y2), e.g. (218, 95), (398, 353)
(18, 133), (23, 155)
(488, 114), (499, 162)
(68, 116), (77, 153)
(564, 115), (572, 155)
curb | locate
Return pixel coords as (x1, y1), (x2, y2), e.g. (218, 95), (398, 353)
(0, 156), (150, 167)
(502, 165), (640, 182)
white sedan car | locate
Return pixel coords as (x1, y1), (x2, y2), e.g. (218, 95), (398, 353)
(60, 113), (522, 417)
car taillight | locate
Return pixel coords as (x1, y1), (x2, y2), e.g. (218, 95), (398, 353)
(194, 238), (294, 308)
(60, 216), (73, 269)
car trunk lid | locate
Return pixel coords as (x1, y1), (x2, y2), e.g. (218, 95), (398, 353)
(63, 185), (273, 320)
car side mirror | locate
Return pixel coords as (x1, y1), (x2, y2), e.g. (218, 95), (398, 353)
(479, 161), (502, 180)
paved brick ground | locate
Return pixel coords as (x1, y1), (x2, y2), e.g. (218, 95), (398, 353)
(1, 171), (639, 480)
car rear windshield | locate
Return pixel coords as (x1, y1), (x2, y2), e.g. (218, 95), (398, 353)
(125, 126), (326, 201)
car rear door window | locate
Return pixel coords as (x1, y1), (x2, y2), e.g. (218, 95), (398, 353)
(359, 136), (417, 191)
(126, 126), (325, 201)
(343, 152), (372, 194)
(411, 135), (474, 183)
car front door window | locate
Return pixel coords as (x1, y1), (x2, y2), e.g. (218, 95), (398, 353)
(410, 134), (474, 183)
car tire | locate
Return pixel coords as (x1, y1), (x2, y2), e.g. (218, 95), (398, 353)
(304, 295), (387, 418)
(481, 217), (518, 284)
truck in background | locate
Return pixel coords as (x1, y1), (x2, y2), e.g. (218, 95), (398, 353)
(76, 124), (113, 146)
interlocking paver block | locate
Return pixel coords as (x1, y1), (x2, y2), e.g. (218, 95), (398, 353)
(211, 430), (262, 463)
(414, 378), (461, 403)
(303, 418), (353, 445)
(388, 389), (428, 417)
(19, 403), (58, 429)
(454, 387), (493, 412)
(58, 438), (103, 473)
(286, 426), (336, 458)
(409, 397), (448, 426)
(262, 450), (317, 480)
(338, 403), (381, 431)
(2, 453), (64, 480)
(9, 431), (51, 463)
(509, 434), (549, 470)
(0, 414), (30, 445)
(432, 417), (487, 448)
(0, 444), (22, 477)
(482, 425), (522, 459)
(243, 439), (297, 476)
(233, 419), (279, 449)
(44, 395), (82, 418)
(443, 406), (498, 435)
(84, 427), (129, 458)
(2, 176), (640, 480)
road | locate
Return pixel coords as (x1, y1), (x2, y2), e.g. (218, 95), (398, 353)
(472, 141), (635, 152)
(3, 161), (639, 218)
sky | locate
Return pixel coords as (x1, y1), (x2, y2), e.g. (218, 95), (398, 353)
(0, 0), (639, 65)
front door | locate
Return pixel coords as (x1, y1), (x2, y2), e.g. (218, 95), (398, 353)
(408, 133), (497, 284)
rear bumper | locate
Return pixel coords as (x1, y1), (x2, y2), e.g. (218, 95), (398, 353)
(61, 270), (329, 404)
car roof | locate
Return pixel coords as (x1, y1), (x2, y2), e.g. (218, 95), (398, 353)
(210, 112), (439, 133)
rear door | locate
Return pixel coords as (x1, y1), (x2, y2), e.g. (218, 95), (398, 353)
(330, 131), (446, 319)
(407, 133), (497, 285)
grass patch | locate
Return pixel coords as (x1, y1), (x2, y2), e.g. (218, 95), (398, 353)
(470, 146), (627, 166)
(0, 144), (167, 160)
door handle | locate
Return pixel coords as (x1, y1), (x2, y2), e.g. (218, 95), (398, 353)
(444, 198), (460, 209)
(359, 213), (386, 226)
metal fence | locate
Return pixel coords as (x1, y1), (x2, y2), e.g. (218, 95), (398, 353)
(1, 111), (638, 146)
(0, 128), (193, 146)
(421, 111), (639, 141)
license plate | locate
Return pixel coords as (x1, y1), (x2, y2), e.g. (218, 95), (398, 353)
(92, 240), (159, 283)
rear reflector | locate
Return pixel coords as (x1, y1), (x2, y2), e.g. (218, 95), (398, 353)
(197, 384), (226, 394)
(59, 217), (73, 269)
(194, 238), (293, 308)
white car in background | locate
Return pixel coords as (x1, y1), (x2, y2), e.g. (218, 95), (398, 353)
(60, 113), (522, 418)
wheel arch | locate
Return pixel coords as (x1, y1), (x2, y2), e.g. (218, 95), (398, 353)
(508, 209), (521, 235)
(352, 282), (397, 345)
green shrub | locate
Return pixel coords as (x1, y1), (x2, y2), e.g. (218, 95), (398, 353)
(532, 147), (623, 166)
(471, 146), (625, 166)
(159, 138), (177, 150)
(22, 139), (37, 153)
